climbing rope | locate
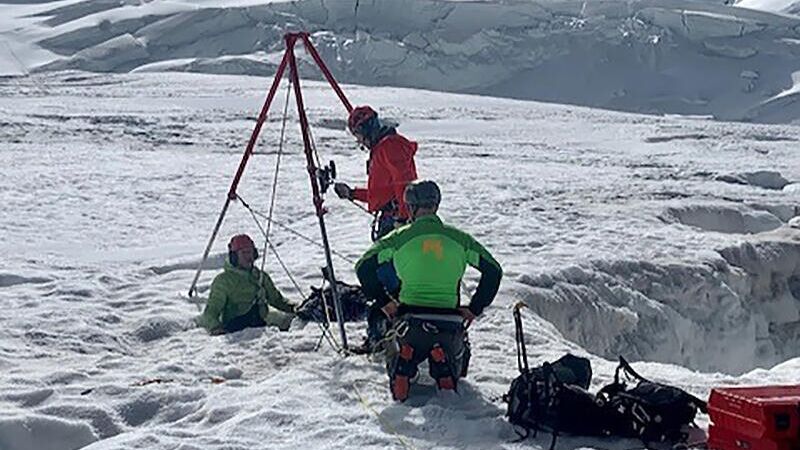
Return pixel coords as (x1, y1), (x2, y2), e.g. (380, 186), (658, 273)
(348, 198), (373, 215)
(307, 112), (324, 173)
(240, 196), (304, 298)
(351, 381), (419, 450)
(237, 195), (357, 264)
(235, 78), (349, 355)
(239, 195), (342, 353)
(258, 76), (293, 280)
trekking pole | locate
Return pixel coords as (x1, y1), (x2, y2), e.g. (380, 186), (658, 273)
(513, 302), (529, 373)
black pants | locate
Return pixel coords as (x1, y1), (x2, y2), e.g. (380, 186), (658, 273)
(363, 211), (406, 351)
(385, 314), (470, 388)
(366, 306), (390, 351)
(223, 303), (266, 334)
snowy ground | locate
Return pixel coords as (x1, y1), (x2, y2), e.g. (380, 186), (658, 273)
(0, 71), (798, 449)
(3, 0), (800, 122)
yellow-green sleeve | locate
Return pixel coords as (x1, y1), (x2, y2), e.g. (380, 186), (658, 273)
(197, 276), (226, 331)
(261, 271), (295, 314)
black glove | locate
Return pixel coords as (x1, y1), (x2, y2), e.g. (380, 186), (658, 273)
(334, 182), (353, 200)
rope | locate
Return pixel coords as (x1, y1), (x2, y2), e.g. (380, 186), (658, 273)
(238, 200), (344, 353)
(237, 195), (357, 264)
(240, 195), (305, 298)
(296, 104), (341, 346)
(269, 245), (303, 298)
(351, 381), (419, 450)
(307, 111), (324, 171)
(315, 318), (343, 354)
(315, 270), (338, 340)
(348, 198), (373, 215)
(236, 83), (351, 355)
(296, 97), (358, 351)
(258, 76), (293, 278)
(239, 195), (343, 353)
(269, 243), (303, 299)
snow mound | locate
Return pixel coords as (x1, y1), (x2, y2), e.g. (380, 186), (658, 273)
(0, 414), (98, 450)
(7, 0), (800, 122)
(663, 204), (784, 234)
(0, 273), (52, 288)
(35, 404), (123, 440)
(42, 34), (150, 73)
(748, 202), (799, 222)
(133, 54), (279, 76)
(31, 0), (129, 28)
(116, 388), (204, 427)
(148, 253), (226, 275)
(516, 227), (800, 374)
(1, 388), (54, 408)
(736, 0), (800, 16)
(716, 170), (792, 189)
(129, 316), (186, 343)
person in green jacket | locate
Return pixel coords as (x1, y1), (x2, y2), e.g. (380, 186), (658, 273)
(197, 234), (296, 335)
(355, 180), (503, 401)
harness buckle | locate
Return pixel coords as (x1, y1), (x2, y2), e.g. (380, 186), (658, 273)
(395, 320), (410, 338)
(422, 321), (440, 334)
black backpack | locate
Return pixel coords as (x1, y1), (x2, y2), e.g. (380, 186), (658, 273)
(504, 306), (707, 450)
(504, 306), (610, 449)
(597, 356), (707, 445)
(294, 280), (370, 323)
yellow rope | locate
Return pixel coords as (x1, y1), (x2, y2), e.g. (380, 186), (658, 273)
(350, 381), (419, 450)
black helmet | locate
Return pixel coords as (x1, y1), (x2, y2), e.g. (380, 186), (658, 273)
(404, 180), (441, 209)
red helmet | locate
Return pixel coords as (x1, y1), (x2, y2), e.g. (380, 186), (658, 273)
(347, 105), (377, 134)
(228, 234), (255, 252)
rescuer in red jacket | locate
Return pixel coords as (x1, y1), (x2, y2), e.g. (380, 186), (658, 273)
(334, 105), (418, 241)
(334, 106), (419, 354)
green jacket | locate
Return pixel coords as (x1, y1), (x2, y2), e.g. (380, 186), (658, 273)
(197, 260), (295, 332)
(355, 214), (502, 315)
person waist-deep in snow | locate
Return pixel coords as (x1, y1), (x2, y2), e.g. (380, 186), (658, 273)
(197, 234), (296, 335)
(334, 105), (418, 241)
(355, 180), (503, 401)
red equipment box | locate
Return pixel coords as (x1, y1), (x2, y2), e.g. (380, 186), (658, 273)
(708, 425), (799, 450)
(708, 385), (800, 449)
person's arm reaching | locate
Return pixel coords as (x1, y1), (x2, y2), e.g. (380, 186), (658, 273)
(355, 240), (396, 309)
(260, 270), (295, 314)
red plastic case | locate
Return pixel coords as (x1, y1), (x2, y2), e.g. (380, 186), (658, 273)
(707, 385), (800, 450)
(708, 425), (799, 450)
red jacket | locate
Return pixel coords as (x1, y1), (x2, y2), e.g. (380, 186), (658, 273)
(352, 133), (418, 219)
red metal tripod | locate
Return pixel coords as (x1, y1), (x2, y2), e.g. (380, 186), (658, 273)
(188, 32), (353, 350)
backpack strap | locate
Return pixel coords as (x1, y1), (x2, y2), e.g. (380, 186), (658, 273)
(614, 356), (708, 413)
(615, 356), (647, 384)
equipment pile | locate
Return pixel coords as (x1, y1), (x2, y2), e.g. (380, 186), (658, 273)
(505, 305), (707, 449)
